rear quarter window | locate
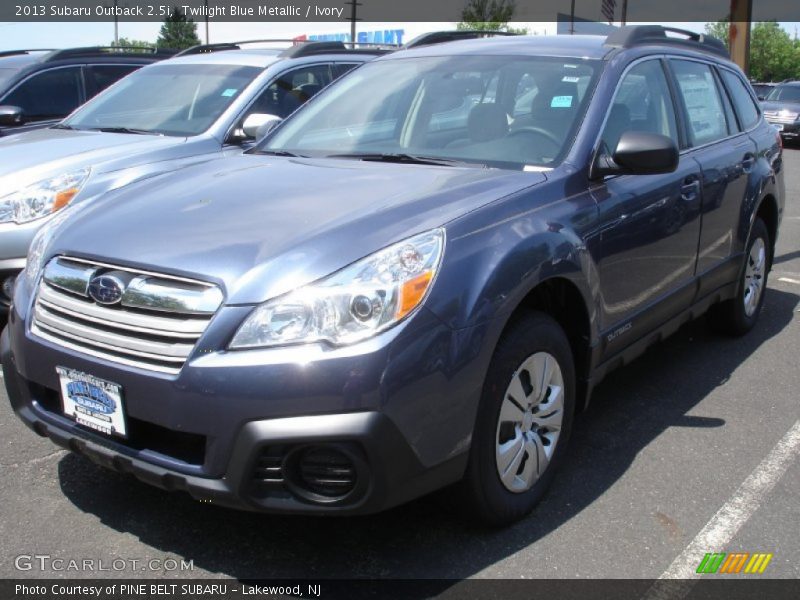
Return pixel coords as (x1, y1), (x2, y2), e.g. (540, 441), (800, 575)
(719, 69), (760, 130)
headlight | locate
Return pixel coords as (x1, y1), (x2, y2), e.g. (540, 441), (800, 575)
(23, 202), (85, 293)
(0, 168), (90, 224)
(230, 229), (445, 349)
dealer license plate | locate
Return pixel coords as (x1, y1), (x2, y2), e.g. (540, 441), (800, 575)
(57, 367), (127, 438)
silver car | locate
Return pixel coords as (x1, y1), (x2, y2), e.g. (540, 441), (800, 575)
(0, 40), (383, 312)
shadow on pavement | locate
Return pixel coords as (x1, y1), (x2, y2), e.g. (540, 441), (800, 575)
(56, 288), (798, 580)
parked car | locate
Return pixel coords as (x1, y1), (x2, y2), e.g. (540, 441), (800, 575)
(0, 46), (175, 137)
(3, 26), (783, 524)
(0, 40), (387, 312)
(761, 80), (800, 143)
(750, 81), (775, 100)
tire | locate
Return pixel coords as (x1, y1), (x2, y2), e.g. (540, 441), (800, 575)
(459, 312), (576, 526)
(708, 218), (770, 336)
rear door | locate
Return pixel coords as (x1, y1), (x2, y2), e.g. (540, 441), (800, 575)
(668, 59), (756, 293)
(592, 58), (704, 358)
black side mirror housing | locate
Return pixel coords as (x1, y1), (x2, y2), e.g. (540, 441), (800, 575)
(591, 131), (679, 179)
(0, 105), (24, 127)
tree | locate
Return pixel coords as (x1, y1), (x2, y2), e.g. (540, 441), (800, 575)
(111, 37), (155, 52)
(749, 22), (799, 82)
(156, 7), (201, 50)
(704, 20), (729, 49)
(705, 20), (800, 81)
(457, 0), (526, 33)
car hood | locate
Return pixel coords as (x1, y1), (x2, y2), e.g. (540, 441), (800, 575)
(0, 128), (188, 192)
(48, 154), (546, 305)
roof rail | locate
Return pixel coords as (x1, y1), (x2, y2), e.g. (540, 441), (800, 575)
(176, 39), (302, 56)
(604, 26), (728, 58)
(177, 38), (395, 59)
(0, 49), (57, 59)
(44, 46), (177, 61)
(404, 30), (520, 49)
(279, 41), (394, 58)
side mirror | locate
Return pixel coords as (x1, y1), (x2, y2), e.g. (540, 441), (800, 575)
(591, 131), (678, 179)
(0, 105), (24, 127)
(242, 113), (283, 140)
(757, 94), (766, 101)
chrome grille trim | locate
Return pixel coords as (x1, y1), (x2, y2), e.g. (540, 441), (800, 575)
(37, 285), (208, 337)
(763, 111), (799, 124)
(43, 258), (223, 315)
(33, 257), (222, 374)
(31, 325), (184, 375)
(34, 305), (194, 360)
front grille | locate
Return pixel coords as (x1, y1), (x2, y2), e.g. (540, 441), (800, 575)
(763, 110), (799, 124)
(32, 257), (223, 374)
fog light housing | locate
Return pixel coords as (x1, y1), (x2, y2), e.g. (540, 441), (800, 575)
(284, 444), (367, 504)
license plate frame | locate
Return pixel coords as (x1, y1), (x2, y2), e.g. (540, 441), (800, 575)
(57, 367), (127, 438)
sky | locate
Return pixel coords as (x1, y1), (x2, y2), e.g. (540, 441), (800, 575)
(0, 20), (798, 50)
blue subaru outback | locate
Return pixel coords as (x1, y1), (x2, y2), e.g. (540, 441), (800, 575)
(3, 27), (784, 524)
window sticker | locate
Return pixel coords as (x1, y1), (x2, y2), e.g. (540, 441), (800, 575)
(221, 88), (238, 97)
(563, 64), (578, 69)
(551, 95), (573, 108)
(562, 76), (580, 83)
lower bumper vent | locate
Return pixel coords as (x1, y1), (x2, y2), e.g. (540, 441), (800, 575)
(250, 444), (367, 505)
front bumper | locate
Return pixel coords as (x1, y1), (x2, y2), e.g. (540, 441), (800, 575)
(2, 296), (488, 514)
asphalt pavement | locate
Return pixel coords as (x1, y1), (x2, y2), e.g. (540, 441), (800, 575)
(0, 148), (798, 582)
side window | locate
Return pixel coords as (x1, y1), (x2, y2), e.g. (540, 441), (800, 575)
(720, 69), (760, 130)
(600, 60), (678, 153)
(87, 64), (138, 96)
(671, 60), (729, 146)
(2, 67), (82, 120)
(334, 63), (360, 78)
(249, 64), (334, 119)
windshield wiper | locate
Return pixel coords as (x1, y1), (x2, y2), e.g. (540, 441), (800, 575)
(255, 150), (304, 157)
(88, 127), (161, 136)
(51, 124), (76, 130)
(327, 153), (480, 167)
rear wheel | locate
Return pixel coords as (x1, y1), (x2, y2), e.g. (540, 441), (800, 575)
(708, 218), (770, 336)
(460, 312), (575, 525)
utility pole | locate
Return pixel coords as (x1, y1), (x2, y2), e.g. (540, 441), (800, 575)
(347, 0), (362, 47)
(569, 0), (575, 34)
(621, 0), (628, 25)
(204, 0), (210, 43)
(728, 0), (752, 75)
(113, 0), (119, 45)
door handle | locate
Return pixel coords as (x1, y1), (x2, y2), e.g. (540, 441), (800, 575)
(680, 177), (700, 201)
(741, 153), (756, 173)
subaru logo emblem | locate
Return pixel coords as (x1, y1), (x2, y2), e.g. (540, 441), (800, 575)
(87, 275), (125, 305)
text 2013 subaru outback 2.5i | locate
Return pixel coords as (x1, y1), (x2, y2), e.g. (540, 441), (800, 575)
(3, 27), (784, 524)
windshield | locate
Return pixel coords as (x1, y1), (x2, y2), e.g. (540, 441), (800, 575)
(260, 55), (600, 169)
(0, 68), (18, 88)
(766, 85), (800, 103)
(64, 63), (261, 136)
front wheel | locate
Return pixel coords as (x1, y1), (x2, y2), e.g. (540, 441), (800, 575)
(708, 218), (770, 336)
(459, 312), (575, 525)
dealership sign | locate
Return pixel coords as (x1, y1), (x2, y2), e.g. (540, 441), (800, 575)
(294, 30), (405, 45)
